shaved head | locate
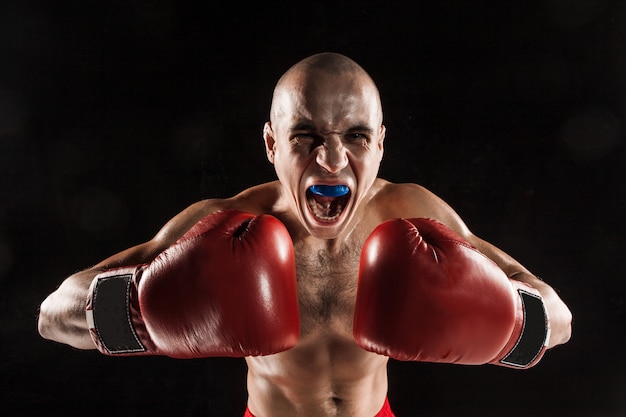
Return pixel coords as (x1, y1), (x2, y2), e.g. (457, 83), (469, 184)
(283, 52), (368, 77)
(263, 52), (387, 240)
(270, 53), (383, 125)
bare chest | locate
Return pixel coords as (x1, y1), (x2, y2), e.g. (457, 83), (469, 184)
(294, 238), (365, 338)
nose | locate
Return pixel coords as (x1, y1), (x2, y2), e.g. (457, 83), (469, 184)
(316, 140), (348, 173)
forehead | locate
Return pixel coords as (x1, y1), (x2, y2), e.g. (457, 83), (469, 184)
(272, 71), (382, 132)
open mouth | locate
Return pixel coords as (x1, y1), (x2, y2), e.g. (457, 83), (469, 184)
(306, 185), (351, 222)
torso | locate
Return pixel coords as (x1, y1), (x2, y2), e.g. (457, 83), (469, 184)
(187, 179), (448, 417)
(245, 220), (389, 417)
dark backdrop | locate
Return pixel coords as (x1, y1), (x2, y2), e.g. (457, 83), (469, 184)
(1, 1), (624, 416)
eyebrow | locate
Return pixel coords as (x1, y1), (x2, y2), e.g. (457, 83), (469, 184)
(346, 125), (375, 134)
(290, 121), (317, 132)
(290, 122), (375, 134)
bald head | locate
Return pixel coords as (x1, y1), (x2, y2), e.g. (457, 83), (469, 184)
(284, 52), (369, 77)
(270, 53), (383, 125)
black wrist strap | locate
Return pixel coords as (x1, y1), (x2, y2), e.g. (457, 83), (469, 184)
(499, 289), (549, 368)
(87, 270), (146, 354)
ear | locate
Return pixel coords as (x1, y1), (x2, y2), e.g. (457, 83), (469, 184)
(377, 124), (386, 161)
(263, 122), (276, 164)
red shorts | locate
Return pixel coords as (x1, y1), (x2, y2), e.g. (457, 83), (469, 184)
(244, 397), (395, 417)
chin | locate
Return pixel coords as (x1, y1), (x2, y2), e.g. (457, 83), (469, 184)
(307, 224), (343, 240)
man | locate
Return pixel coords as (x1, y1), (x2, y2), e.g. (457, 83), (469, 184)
(38, 52), (572, 417)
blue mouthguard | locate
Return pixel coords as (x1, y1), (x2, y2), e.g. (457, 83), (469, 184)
(309, 185), (350, 197)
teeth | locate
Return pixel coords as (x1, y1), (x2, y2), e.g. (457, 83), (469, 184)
(308, 194), (346, 220)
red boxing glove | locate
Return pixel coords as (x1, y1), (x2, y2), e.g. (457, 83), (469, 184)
(353, 218), (549, 369)
(86, 210), (299, 358)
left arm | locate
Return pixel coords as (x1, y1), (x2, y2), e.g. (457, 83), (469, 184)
(414, 182), (572, 350)
(384, 182), (572, 350)
(463, 235), (572, 349)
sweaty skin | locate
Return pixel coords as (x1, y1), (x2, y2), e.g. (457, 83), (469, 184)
(38, 53), (572, 417)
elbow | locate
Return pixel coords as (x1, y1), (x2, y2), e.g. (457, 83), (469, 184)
(37, 293), (96, 350)
(558, 307), (573, 345)
(531, 281), (572, 349)
(37, 297), (59, 342)
(548, 303), (573, 348)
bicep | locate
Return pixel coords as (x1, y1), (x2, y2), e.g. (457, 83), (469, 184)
(93, 241), (167, 270)
(396, 184), (528, 276)
(396, 184), (572, 347)
(464, 234), (531, 278)
(93, 199), (223, 269)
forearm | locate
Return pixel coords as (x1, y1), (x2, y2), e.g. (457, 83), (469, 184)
(465, 236), (572, 349)
(37, 202), (225, 351)
(38, 269), (104, 350)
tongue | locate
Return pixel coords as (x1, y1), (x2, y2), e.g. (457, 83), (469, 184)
(309, 185), (349, 197)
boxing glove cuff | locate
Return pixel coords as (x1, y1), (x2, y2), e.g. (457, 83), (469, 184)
(495, 286), (550, 368)
(86, 266), (154, 355)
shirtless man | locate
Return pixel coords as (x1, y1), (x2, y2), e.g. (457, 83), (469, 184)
(38, 52), (572, 417)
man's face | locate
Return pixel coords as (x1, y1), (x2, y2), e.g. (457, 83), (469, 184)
(264, 70), (385, 240)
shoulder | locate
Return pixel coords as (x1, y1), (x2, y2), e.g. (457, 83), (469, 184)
(370, 180), (471, 237)
(92, 183), (282, 268)
(372, 180), (441, 217)
(153, 182), (281, 244)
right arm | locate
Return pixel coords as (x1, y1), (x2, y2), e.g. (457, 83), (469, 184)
(37, 201), (220, 350)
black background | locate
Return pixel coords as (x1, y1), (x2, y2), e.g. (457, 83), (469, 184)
(1, 1), (625, 416)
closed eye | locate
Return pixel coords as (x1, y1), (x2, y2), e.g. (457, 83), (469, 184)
(345, 132), (370, 145)
(291, 133), (322, 147)
(345, 125), (374, 142)
(348, 133), (367, 140)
